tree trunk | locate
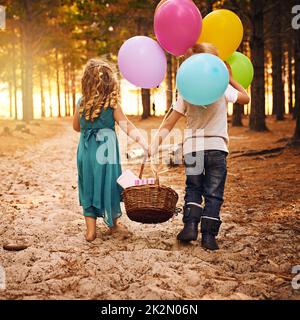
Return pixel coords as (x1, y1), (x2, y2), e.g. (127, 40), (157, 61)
(232, 104), (244, 127)
(294, 32), (300, 140)
(39, 67), (45, 118)
(9, 81), (13, 118)
(66, 63), (71, 116)
(265, 55), (270, 115)
(141, 89), (151, 119)
(206, 0), (214, 14)
(249, 0), (268, 131)
(12, 42), (18, 120)
(174, 57), (179, 101)
(63, 59), (71, 117)
(22, 42), (34, 122)
(55, 49), (61, 118)
(166, 53), (173, 111)
(47, 65), (53, 118)
(63, 62), (69, 116)
(288, 44), (294, 116)
(20, 33), (25, 120)
(233, 43), (246, 125)
(71, 66), (76, 115)
(138, 17), (151, 119)
(271, 3), (285, 121)
(21, 1), (34, 123)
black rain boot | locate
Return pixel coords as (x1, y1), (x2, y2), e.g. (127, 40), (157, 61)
(177, 204), (202, 242)
(201, 217), (222, 251)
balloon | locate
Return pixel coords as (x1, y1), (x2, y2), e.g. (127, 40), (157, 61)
(154, 0), (202, 56)
(176, 53), (229, 106)
(155, 0), (193, 13)
(198, 9), (243, 61)
(155, 0), (168, 13)
(226, 52), (254, 89)
(118, 36), (167, 89)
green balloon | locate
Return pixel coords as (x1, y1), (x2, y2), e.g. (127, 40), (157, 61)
(226, 52), (254, 89)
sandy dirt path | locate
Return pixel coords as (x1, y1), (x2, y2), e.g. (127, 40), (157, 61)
(0, 118), (299, 300)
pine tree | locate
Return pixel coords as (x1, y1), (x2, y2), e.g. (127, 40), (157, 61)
(249, 0), (268, 131)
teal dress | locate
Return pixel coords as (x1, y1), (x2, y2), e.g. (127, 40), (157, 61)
(77, 106), (122, 227)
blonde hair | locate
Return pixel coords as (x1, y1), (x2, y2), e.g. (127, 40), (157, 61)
(79, 59), (120, 122)
(184, 43), (219, 60)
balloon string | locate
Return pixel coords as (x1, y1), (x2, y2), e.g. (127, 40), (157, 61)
(150, 159), (169, 184)
(154, 86), (208, 110)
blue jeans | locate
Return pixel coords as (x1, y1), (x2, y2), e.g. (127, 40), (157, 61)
(184, 150), (228, 220)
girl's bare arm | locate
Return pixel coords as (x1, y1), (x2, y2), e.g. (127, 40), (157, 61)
(73, 108), (80, 132)
(114, 105), (148, 151)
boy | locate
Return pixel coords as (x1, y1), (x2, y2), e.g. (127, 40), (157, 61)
(150, 43), (250, 251)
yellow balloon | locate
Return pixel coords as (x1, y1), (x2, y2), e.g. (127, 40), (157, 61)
(197, 9), (244, 61)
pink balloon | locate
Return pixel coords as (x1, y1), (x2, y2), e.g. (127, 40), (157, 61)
(118, 36), (167, 89)
(154, 0), (202, 56)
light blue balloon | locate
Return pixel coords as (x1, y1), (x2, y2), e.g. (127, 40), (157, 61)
(176, 53), (229, 106)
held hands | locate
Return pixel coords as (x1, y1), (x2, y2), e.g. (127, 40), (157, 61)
(142, 145), (158, 160)
(136, 134), (156, 160)
(134, 127), (160, 159)
(144, 145), (155, 159)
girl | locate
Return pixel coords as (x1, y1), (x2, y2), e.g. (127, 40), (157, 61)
(150, 43), (250, 251)
(73, 59), (148, 242)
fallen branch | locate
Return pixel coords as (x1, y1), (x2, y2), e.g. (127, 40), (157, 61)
(230, 147), (285, 159)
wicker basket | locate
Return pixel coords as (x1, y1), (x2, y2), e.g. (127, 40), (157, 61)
(122, 161), (179, 224)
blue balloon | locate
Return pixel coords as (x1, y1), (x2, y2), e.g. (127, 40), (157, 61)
(176, 53), (229, 106)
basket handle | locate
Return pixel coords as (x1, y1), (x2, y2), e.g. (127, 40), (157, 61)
(139, 156), (160, 185)
(138, 156), (147, 179)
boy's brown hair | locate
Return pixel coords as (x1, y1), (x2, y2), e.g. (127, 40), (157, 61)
(184, 43), (219, 60)
(184, 43), (232, 76)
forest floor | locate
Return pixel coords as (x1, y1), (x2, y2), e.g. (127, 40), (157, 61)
(0, 116), (299, 300)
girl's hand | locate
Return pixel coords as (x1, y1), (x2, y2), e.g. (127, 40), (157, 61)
(229, 77), (250, 105)
(114, 105), (150, 152)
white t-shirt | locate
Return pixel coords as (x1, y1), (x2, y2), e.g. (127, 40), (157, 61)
(173, 85), (238, 155)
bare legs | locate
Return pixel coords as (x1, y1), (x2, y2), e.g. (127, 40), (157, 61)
(108, 218), (130, 236)
(85, 216), (96, 242)
(85, 217), (130, 242)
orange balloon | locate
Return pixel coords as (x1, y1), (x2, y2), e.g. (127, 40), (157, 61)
(197, 9), (244, 61)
